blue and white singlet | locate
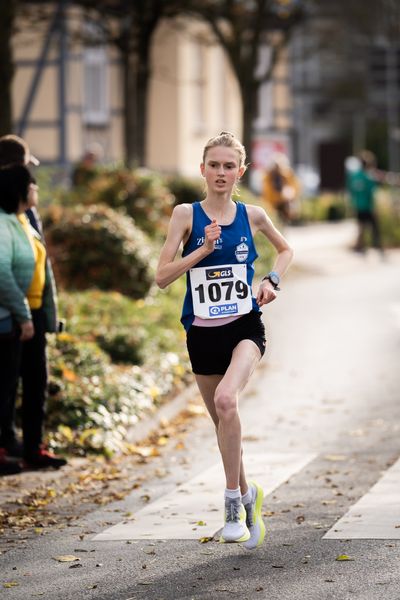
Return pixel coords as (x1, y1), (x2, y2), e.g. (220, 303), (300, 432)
(181, 201), (260, 331)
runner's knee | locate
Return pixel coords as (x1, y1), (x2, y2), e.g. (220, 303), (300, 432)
(214, 388), (237, 419)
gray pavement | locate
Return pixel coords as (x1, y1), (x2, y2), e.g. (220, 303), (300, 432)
(1, 220), (400, 599)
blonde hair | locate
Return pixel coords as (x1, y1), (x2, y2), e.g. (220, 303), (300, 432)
(202, 131), (247, 171)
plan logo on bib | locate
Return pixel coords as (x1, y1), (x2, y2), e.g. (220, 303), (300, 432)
(235, 237), (249, 262)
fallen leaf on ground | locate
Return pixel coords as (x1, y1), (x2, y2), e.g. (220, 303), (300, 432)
(53, 555), (80, 562)
(335, 554), (355, 561)
(3, 582), (19, 588)
(156, 436), (169, 446)
(199, 536), (213, 543)
(324, 455), (347, 462)
(187, 403), (206, 415)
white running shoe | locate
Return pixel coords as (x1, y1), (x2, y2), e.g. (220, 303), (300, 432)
(242, 481), (266, 550)
(220, 496), (250, 543)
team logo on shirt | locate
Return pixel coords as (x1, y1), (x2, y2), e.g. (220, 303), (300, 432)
(206, 268), (233, 280)
(235, 237), (249, 262)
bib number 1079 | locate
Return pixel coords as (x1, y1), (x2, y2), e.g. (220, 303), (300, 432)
(194, 280), (249, 304)
(190, 263), (252, 319)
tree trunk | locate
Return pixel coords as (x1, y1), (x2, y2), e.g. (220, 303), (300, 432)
(0, 0), (16, 135)
(240, 78), (260, 186)
(122, 48), (151, 168)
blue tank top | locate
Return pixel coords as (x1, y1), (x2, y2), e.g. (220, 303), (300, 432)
(181, 201), (259, 331)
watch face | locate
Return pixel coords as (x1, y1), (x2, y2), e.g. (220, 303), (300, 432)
(269, 273), (279, 285)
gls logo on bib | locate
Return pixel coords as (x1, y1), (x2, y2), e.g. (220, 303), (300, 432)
(205, 268), (233, 280)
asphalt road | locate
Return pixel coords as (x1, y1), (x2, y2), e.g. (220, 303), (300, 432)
(2, 220), (400, 600)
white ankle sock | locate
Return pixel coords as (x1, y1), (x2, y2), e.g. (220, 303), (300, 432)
(225, 487), (241, 500)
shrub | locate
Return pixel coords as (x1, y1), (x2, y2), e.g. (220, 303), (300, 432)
(46, 332), (191, 455)
(167, 175), (204, 206)
(68, 167), (174, 239)
(44, 204), (155, 298)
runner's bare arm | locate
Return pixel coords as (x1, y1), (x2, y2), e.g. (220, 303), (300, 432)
(156, 205), (219, 289)
(247, 205), (294, 306)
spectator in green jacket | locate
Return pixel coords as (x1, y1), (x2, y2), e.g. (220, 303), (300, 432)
(0, 165), (66, 476)
(346, 150), (383, 253)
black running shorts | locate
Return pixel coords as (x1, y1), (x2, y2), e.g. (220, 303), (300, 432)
(186, 310), (266, 376)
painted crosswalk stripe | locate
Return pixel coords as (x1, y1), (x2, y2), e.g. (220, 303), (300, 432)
(324, 457), (400, 539)
(93, 452), (315, 541)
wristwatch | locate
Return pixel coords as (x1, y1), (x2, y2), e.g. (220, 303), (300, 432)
(262, 271), (280, 291)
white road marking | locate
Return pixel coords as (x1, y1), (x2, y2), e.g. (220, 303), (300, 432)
(93, 452), (315, 541)
(324, 457), (400, 539)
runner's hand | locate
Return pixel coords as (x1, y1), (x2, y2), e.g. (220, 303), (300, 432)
(204, 219), (221, 252)
(256, 280), (277, 306)
(20, 320), (34, 341)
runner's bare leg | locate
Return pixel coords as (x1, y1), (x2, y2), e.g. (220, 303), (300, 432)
(195, 339), (260, 493)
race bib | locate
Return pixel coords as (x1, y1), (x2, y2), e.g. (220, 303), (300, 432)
(190, 263), (252, 319)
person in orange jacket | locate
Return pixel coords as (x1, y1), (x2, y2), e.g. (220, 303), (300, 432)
(262, 154), (300, 223)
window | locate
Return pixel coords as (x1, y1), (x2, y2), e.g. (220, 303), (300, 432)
(83, 46), (109, 126)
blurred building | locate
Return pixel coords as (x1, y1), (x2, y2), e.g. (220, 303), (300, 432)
(289, 3), (400, 190)
(11, 4), (291, 180)
(12, 6), (241, 175)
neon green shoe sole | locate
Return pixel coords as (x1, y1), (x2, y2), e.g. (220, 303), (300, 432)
(243, 481), (266, 550)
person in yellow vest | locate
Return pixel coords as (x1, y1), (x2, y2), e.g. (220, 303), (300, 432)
(0, 143), (67, 472)
(262, 154), (300, 223)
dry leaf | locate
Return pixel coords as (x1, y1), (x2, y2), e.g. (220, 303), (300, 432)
(324, 455), (347, 462)
(3, 582), (19, 588)
(335, 554), (355, 561)
(62, 368), (77, 382)
(187, 403), (206, 415)
(199, 536), (213, 543)
(53, 555), (80, 562)
(156, 436), (169, 446)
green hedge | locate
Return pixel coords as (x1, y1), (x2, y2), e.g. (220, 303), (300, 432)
(44, 204), (155, 299)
